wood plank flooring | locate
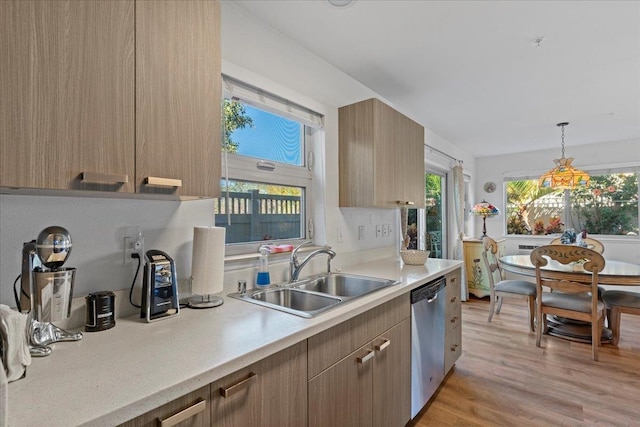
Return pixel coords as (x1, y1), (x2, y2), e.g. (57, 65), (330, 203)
(411, 297), (640, 427)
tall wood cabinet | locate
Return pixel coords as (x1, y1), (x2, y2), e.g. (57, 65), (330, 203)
(1, 0), (221, 198)
(338, 98), (425, 208)
(463, 237), (506, 298)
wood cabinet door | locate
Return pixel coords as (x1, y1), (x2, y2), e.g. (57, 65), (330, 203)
(119, 385), (209, 427)
(135, 0), (221, 198)
(1, 0), (135, 192)
(372, 318), (411, 427)
(210, 341), (307, 427)
(308, 343), (374, 427)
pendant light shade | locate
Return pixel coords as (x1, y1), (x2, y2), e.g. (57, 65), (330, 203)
(539, 122), (590, 190)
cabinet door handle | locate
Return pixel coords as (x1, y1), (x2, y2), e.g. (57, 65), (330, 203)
(219, 372), (257, 398)
(396, 200), (415, 205)
(145, 176), (183, 187)
(158, 398), (206, 427)
(374, 338), (391, 352)
(357, 349), (375, 364)
(81, 171), (129, 184)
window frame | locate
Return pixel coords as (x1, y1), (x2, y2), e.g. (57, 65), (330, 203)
(220, 78), (321, 255)
(503, 164), (640, 238)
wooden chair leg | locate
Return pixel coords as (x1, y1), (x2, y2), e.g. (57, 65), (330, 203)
(488, 292), (496, 323)
(496, 296), (504, 314)
(527, 296), (535, 332)
(536, 311), (543, 347)
(591, 316), (601, 361)
(610, 307), (622, 346)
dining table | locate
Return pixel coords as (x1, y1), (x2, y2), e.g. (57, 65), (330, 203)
(499, 254), (640, 343)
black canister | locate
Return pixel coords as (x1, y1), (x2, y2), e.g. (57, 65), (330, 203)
(85, 291), (116, 332)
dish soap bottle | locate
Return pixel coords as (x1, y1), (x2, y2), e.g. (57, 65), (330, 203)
(256, 247), (271, 288)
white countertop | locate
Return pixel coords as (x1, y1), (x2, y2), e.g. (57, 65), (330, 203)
(7, 257), (462, 426)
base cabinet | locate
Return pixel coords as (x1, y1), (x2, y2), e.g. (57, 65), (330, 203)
(444, 268), (462, 374)
(308, 295), (411, 427)
(464, 238), (506, 298)
(119, 386), (210, 427)
(210, 340), (307, 427)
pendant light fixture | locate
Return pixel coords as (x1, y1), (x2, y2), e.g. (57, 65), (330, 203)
(539, 122), (590, 189)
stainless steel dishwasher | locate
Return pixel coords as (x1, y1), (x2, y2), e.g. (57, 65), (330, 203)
(410, 275), (446, 418)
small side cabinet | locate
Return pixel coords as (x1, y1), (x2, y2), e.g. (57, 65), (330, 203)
(463, 238), (506, 298)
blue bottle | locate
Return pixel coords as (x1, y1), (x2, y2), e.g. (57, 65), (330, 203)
(256, 247), (271, 287)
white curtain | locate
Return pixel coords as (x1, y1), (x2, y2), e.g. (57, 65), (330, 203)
(452, 162), (468, 301)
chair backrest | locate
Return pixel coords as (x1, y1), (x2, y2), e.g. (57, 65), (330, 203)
(548, 237), (605, 254)
(482, 236), (503, 289)
(530, 245), (605, 300)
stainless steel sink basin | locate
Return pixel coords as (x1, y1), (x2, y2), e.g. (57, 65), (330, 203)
(293, 273), (397, 297)
(229, 273), (399, 318)
(250, 288), (341, 317)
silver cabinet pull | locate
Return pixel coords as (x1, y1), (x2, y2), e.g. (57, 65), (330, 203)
(145, 177), (182, 187)
(396, 200), (415, 205)
(81, 172), (128, 183)
(158, 398), (206, 427)
(357, 349), (375, 364)
(374, 338), (391, 352)
(220, 372), (257, 398)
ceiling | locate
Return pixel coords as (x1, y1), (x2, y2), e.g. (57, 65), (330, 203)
(233, 1), (640, 158)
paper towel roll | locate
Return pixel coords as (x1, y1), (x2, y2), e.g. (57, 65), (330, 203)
(191, 226), (226, 295)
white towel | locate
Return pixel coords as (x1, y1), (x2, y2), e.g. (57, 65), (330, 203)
(0, 357), (7, 427)
(0, 304), (31, 382)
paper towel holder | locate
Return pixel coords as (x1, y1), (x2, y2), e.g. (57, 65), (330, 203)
(187, 277), (224, 309)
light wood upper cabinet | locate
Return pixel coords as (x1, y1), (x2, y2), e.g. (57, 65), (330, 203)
(339, 98), (425, 208)
(1, 0), (135, 192)
(1, 0), (221, 198)
(135, 0), (221, 198)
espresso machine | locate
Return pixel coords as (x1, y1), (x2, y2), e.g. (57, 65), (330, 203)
(20, 226), (82, 356)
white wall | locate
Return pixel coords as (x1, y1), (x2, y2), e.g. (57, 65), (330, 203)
(475, 138), (640, 264)
(0, 2), (470, 312)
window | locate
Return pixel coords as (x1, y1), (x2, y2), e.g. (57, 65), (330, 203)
(506, 169), (639, 236)
(217, 76), (323, 253)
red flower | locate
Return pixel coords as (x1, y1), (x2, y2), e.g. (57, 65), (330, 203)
(593, 189), (602, 196)
(607, 186), (616, 193)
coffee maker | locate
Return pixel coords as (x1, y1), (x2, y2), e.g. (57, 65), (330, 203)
(20, 226), (82, 356)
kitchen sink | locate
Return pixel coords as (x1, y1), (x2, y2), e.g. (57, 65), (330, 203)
(293, 273), (397, 297)
(229, 273), (399, 318)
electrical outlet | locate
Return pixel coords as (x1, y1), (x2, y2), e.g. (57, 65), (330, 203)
(123, 226), (144, 264)
(376, 224), (382, 238)
(382, 224), (388, 237)
(358, 225), (365, 240)
(337, 226), (344, 243)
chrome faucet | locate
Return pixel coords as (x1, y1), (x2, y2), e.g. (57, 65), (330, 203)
(289, 242), (336, 282)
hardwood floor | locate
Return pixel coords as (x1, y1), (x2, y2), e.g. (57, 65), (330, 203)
(411, 297), (640, 426)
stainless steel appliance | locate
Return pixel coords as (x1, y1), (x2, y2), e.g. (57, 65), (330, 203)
(141, 250), (179, 322)
(410, 275), (446, 418)
(19, 226), (82, 356)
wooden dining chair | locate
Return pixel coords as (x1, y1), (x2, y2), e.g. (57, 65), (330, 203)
(482, 236), (536, 331)
(549, 237), (605, 254)
(530, 245), (606, 361)
(602, 290), (640, 345)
